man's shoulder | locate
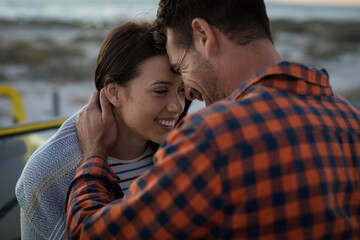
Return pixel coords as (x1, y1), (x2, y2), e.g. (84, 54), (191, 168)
(172, 90), (281, 151)
(182, 94), (267, 130)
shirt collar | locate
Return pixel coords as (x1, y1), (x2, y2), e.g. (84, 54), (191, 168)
(228, 61), (332, 101)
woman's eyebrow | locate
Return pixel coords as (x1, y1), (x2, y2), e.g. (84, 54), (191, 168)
(151, 81), (174, 86)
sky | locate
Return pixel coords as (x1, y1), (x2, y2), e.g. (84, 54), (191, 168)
(268, 0), (360, 6)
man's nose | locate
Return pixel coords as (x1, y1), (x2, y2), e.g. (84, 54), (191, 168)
(185, 87), (195, 101)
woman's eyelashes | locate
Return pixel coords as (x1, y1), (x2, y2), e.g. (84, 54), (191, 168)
(153, 88), (168, 94)
(152, 83), (184, 95)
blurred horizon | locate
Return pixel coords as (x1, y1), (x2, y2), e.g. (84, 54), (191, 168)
(268, 0), (360, 7)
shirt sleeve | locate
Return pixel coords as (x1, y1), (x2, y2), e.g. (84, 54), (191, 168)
(66, 116), (224, 239)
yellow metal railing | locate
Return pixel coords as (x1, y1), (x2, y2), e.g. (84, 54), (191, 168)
(0, 84), (26, 123)
(0, 84), (67, 138)
(0, 118), (66, 138)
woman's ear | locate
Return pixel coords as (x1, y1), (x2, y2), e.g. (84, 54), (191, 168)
(103, 79), (121, 108)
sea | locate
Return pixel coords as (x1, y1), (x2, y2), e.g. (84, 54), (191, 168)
(0, 0), (359, 23)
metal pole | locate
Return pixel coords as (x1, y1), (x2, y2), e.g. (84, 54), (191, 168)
(53, 90), (60, 117)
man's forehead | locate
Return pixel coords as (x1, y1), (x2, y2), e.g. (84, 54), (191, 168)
(165, 29), (179, 60)
(165, 28), (175, 48)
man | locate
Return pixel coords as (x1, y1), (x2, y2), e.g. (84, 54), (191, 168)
(66, 0), (360, 239)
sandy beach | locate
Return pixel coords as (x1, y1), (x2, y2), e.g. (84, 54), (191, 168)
(0, 19), (360, 125)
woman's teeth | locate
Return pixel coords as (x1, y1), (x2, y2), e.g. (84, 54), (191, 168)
(157, 119), (175, 127)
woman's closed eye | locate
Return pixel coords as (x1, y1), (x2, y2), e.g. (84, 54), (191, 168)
(153, 88), (168, 94)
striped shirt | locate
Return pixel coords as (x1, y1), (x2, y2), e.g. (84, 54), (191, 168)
(66, 61), (360, 239)
(108, 145), (154, 196)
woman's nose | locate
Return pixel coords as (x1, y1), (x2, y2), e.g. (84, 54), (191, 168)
(167, 93), (185, 113)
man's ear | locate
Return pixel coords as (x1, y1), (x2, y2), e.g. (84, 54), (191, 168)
(191, 18), (216, 57)
(103, 79), (121, 108)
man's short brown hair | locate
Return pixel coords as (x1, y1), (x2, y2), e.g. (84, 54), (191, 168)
(153, 0), (273, 50)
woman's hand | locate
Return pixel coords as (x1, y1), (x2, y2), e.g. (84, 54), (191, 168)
(76, 89), (117, 163)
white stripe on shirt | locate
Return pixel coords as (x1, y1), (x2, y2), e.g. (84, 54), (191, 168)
(108, 145), (155, 196)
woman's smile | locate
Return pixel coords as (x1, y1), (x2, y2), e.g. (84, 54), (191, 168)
(155, 117), (177, 130)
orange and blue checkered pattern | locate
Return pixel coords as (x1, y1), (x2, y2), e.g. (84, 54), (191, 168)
(66, 61), (360, 239)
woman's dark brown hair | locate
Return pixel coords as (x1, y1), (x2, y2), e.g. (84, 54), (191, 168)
(95, 21), (167, 91)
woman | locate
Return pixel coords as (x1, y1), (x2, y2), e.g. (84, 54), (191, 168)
(15, 21), (190, 240)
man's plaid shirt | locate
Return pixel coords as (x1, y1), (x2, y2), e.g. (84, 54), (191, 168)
(66, 61), (360, 239)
